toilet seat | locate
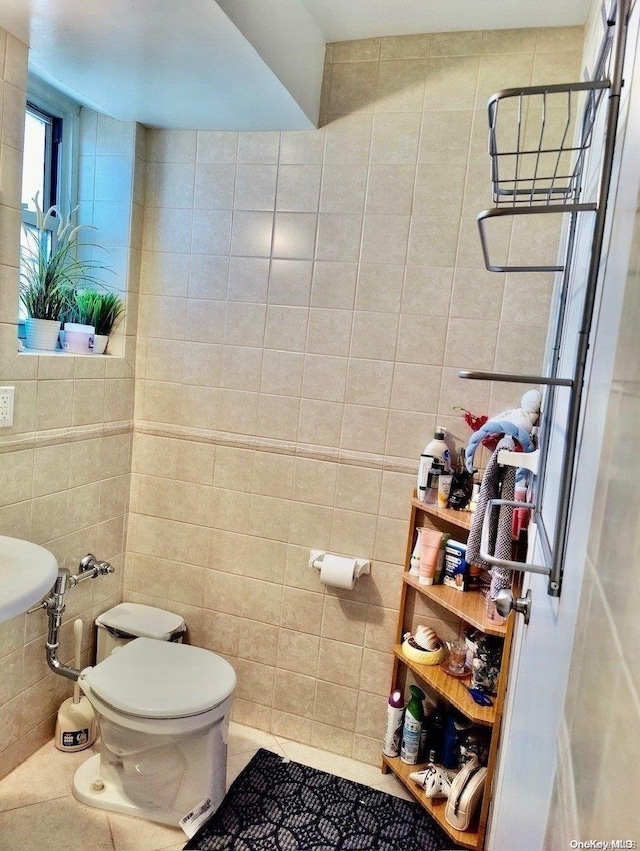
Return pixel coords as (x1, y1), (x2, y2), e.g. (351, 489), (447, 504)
(81, 637), (236, 719)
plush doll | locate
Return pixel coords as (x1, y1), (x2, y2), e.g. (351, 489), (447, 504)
(464, 389), (542, 472)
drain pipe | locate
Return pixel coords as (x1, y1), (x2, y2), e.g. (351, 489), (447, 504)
(28, 555), (115, 682)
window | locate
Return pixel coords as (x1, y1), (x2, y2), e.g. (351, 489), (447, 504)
(19, 77), (80, 321)
(22, 103), (61, 219)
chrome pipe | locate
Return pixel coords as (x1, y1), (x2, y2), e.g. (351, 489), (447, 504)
(32, 554), (115, 682)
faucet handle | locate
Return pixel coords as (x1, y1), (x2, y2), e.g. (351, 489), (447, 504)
(78, 554), (115, 577)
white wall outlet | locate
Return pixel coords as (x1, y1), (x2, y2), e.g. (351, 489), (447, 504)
(0, 386), (15, 428)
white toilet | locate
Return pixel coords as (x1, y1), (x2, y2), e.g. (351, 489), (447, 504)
(73, 637), (236, 826)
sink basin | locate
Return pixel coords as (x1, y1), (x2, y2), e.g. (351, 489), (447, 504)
(0, 536), (58, 623)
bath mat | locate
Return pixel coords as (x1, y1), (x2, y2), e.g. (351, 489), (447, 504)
(184, 748), (461, 851)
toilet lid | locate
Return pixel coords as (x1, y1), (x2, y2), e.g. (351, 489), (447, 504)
(82, 638), (236, 718)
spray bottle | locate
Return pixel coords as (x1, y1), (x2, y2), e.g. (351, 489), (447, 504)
(382, 689), (405, 758)
(400, 684), (426, 764)
(55, 619), (97, 752)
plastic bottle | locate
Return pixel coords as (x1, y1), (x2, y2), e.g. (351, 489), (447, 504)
(417, 454), (432, 502)
(400, 685), (425, 764)
(424, 427), (451, 472)
(419, 427), (451, 504)
(426, 709), (446, 764)
(409, 528), (423, 577)
(382, 689), (405, 758)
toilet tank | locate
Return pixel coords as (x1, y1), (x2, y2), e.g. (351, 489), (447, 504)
(95, 603), (186, 663)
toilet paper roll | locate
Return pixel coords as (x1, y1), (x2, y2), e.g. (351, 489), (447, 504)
(319, 554), (358, 590)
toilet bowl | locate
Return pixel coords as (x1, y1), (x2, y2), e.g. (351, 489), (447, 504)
(72, 637), (236, 827)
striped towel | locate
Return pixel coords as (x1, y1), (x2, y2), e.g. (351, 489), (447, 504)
(466, 437), (516, 599)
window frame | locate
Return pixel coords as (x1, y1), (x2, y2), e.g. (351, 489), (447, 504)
(22, 75), (80, 226)
(19, 77), (81, 325)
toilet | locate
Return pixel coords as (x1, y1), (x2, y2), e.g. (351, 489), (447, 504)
(72, 636), (236, 826)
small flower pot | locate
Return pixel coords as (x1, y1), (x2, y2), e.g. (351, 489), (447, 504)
(24, 318), (62, 351)
(92, 334), (109, 355)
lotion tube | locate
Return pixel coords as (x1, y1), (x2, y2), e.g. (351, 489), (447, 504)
(419, 528), (443, 585)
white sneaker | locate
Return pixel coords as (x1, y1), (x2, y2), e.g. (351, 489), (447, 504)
(409, 763), (457, 799)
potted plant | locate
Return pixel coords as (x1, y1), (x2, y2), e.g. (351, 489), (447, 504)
(71, 289), (125, 354)
(20, 194), (104, 351)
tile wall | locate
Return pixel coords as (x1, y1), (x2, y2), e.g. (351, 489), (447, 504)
(130, 26), (583, 764)
(0, 29), (141, 779)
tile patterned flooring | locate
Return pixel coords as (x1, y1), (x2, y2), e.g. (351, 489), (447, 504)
(0, 722), (410, 850)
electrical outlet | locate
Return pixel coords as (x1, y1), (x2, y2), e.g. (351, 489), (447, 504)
(0, 386), (15, 428)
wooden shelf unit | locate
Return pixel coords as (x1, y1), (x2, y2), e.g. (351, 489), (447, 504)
(383, 493), (517, 851)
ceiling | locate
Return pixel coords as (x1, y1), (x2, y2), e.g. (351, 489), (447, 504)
(302, 0), (591, 41)
(0, 0), (590, 130)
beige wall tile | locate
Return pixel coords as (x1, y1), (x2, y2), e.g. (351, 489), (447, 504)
(272, 710), (312, 742)
(281, 587), (324, 635)
(317, 638), (363, 688)
(370, 113), (421, 164)
(268, 259), (313, 306)
(241, 578), (283, 625)
(356, 263), (404, 312)
(320, 164), (368, 214)
(360, 215), (410, 264)
(276, 165), (322, 213)
(273, 669), (316, 718)
(310, 722), (354, 757)
(237, 621), (279, 666)
(424, 56), (480, 111)
(227, 257), (269, 303)
(276, 629), (320, 677)
(328, 62), (379, 115)
(349, 311), (398, 360)
(375, 59), (428, 112)
(324, 115), (373, 164)
(315, 680), (359, 730)
(279, 130), (325, 165)
(321, 597), (367, 645)
(311, 261), (357, 309)
(237, 131), (280, 164)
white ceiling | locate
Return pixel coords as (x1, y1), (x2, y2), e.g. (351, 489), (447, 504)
(0, 0), (590, 130)
(302, 0), (591, 41)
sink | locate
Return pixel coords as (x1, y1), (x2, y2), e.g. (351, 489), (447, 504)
(0, 536), (58, 623)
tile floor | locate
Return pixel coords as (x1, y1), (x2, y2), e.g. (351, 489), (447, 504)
(0, 722), (410, 850)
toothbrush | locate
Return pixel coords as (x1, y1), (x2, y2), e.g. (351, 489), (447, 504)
(73, 619), (83, 704)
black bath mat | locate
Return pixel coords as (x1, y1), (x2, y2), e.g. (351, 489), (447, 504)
(184, 748), (461, 851)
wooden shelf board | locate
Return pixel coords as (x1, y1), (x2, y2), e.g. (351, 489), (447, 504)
(394, 645), (495, 726)
(381, 754), (478, 849)
(403, 575), (507, 637)
(412, 498), (474, 531)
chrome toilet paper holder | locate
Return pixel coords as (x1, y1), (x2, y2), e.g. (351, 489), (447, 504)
(309, 549), (371, 578)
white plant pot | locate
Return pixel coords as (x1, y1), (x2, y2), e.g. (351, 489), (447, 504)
(25, 318), (62, 351)
(93, 334), (109, 355)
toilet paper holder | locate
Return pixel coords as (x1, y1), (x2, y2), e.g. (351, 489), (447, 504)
(309, 549), (371, 578)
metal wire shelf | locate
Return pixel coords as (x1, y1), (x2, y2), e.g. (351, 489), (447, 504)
(477, 78), (612, 273)
(463, 0), (629, 599)
(488, 80), (610, 207)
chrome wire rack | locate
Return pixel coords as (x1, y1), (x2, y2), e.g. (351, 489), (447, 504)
(462, 0), (630, 598)
(477, 24), (615, 273)
(488, 80), (610, 207)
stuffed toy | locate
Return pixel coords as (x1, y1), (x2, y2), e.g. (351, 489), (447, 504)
(464, 389), (541, 472)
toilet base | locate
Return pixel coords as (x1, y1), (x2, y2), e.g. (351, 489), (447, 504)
(73, 753), (185, 826)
